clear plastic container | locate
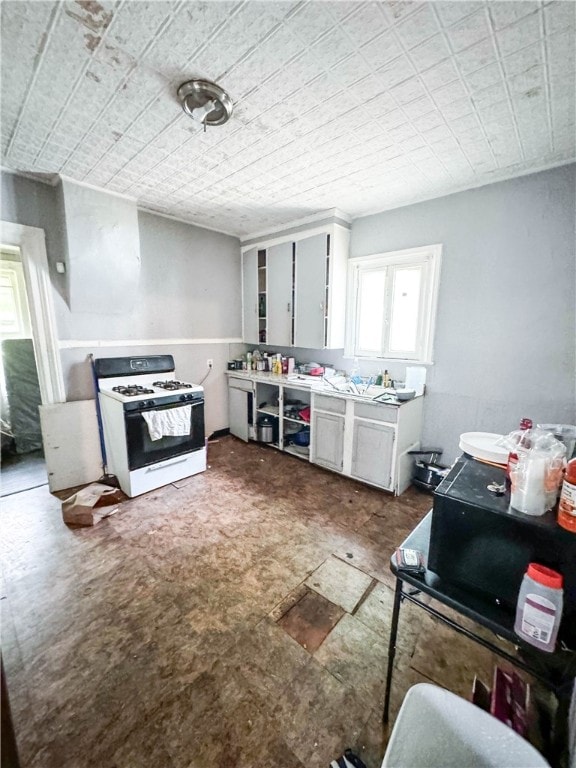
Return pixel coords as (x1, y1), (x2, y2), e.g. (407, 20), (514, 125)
(510, 452), (548, 516)
(514, 563), (563, 652)
(537, 424), (576, 460)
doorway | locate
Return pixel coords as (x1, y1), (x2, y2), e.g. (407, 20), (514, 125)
(1, 246), (47, 495)
(0, 220), (65, 496)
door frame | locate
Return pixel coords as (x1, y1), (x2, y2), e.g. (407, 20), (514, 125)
(1, 220), (65, 404)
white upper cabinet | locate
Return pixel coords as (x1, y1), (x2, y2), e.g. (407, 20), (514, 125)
(242, 248), (259, 344)
(267, 242), (293, 347)
(241, 219), (349, 349)
(294, 234), (326, 349)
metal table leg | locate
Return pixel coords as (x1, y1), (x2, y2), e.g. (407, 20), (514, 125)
(383, 578), (403, 724)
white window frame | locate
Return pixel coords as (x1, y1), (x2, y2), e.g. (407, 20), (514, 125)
(345, 244), (442, 363)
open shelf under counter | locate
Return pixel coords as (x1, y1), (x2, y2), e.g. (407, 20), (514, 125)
(283, 415), (310, 426)
(228, 371), (424, 495)
(256, 405), (279, 417)
(284, 445), (310, 460)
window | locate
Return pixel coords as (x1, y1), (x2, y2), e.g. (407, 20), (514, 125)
(0, 250), (32, 340)
(346, 244), (442, 362)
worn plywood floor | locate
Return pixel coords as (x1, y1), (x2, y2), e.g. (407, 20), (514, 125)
(1, 449), (47, 497)
(2, 436), (505, 768)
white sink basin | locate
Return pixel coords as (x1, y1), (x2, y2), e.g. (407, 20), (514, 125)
(382, 684), (550, 768)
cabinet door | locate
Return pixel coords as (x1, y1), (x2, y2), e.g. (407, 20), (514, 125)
(242, 248), (258, 343)
(294, 234), (327, 349)
(312, 411), (344, 472)
(267, 242), (293, 347)
(229, 386), (250, 442)
(351, 420), (394, 489)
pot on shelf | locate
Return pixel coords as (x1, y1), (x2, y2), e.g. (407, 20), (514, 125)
(257, 417), (274, 443)
(292, 428), (310, 447)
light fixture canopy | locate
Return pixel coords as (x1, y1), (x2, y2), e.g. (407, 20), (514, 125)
(177, 79), (233, 127)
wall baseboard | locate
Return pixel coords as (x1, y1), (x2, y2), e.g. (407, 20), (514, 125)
(208, 428), (230, 440)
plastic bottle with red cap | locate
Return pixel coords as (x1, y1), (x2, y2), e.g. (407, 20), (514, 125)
(505, 417), (533, 485)
(514, 563), (563, 652)
(558, 457), (576, 532)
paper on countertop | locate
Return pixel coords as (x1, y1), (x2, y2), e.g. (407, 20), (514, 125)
(405, 366), (427, 396)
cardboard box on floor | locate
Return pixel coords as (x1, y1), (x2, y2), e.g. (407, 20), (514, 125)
(62, 483), (123, 526)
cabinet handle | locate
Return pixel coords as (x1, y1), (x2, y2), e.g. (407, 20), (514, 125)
(287, 302), (291, 312)
(147, 457), (187, 472)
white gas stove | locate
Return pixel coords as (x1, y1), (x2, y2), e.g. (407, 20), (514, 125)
(95, 355), (207, 497)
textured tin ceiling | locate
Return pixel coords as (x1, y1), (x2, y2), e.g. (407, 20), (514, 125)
(1, 0), (574, 236)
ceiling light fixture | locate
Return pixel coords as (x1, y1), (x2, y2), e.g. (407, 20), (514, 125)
(177, 79), (233, 130)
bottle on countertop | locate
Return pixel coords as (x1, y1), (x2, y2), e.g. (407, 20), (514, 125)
(350, 357), (359, 378)
(375, 370), (383, 386)
(383, 370), (391, 388)
(558, 458), (576, 533)
(506, 418), (533, 484)
(514, 563), (563, 652)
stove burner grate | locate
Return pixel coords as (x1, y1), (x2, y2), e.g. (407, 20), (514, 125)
(153, 380), (193, 390)
(112, 385), (155, 396)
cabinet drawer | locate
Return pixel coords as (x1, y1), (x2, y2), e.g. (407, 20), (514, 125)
(313, 394), (346, 415)
(229, 377), (253, 392)
(354, 401), (398, 423)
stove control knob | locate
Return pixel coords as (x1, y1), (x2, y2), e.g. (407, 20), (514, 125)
(179, 395), (186, 402)
(141, 400), (154, 407)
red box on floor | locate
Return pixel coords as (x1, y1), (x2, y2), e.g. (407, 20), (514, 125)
(490, 667), (530, 738)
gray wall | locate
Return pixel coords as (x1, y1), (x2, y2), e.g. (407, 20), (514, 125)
(4, 165), (575, 460)
(350, 164), (576, 462)
(1, 171), (242, 436)
(1, 172), (68, 302)
(54, 209), (241, 342)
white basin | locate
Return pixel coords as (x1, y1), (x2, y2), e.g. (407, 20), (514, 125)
(382, 684), (550, 768)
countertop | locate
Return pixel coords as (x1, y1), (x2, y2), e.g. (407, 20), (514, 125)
(226, 370), (422, 407)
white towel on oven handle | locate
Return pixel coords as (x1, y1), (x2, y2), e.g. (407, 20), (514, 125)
(142, 405), (192, 441)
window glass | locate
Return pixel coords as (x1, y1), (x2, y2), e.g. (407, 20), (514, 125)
(347, 244), (441, 362)
(0, 271), (20, 335)
(357, 269), (385, 353)
(0, 259), (31, 339)
(388, 266), (421, 353)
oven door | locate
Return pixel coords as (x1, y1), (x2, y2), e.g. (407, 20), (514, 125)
(125, 398), (205, 471)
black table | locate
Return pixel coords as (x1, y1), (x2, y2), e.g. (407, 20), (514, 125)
(384, 513), (575, 756)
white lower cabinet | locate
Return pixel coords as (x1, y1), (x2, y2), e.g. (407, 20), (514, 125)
(311, 411), (345, 472)
(228, 373), (423, 494)
(351, 419), (395, 489)
(311, 391), (423, 494)
(228, 377), (254, 442)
